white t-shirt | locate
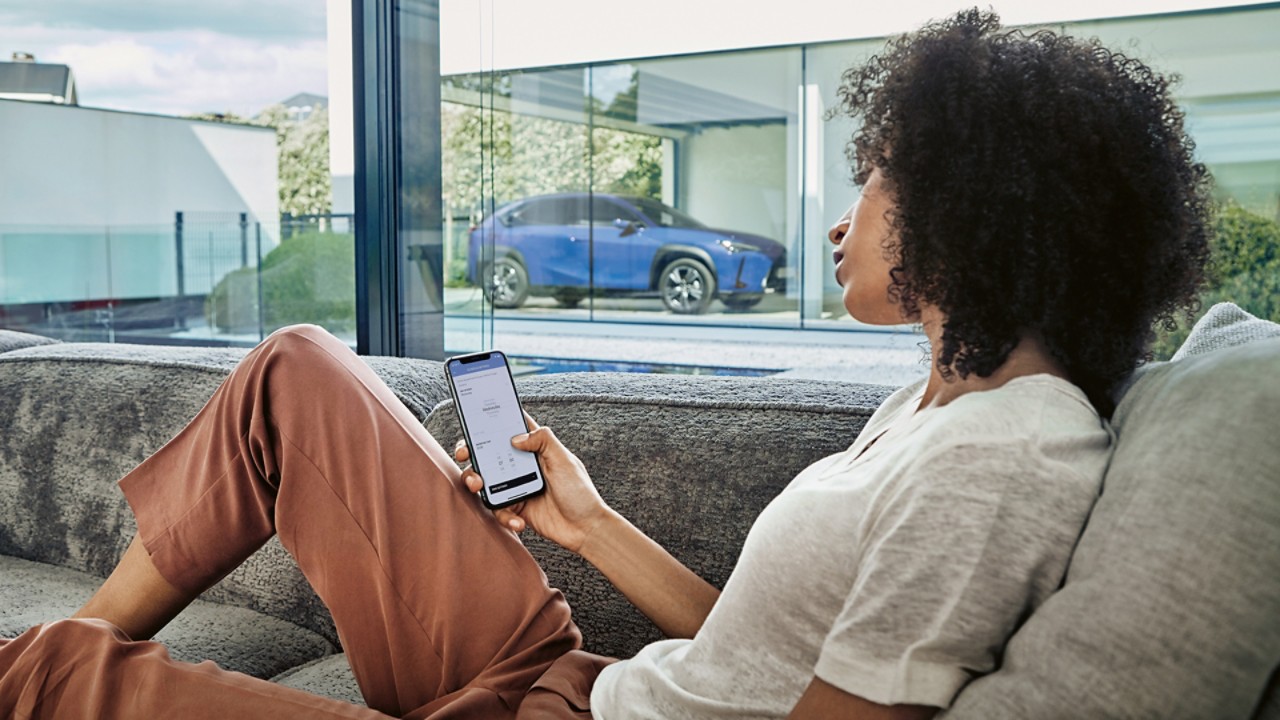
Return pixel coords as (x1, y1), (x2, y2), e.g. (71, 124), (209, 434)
(590, 374), (1112, 719)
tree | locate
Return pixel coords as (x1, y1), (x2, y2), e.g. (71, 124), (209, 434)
(441, 100), (663, 223)
(188, 106), (332, 217)
(1151, 204), (1280, 359)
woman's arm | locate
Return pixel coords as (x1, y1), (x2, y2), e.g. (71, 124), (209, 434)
(788, 678), (938, 720)
(576, 507), (720, 640)
(456, 416), (719, 639)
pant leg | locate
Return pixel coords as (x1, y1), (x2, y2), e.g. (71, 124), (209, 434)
(117, 324), (581, 717)
(0, 619), (388, 720)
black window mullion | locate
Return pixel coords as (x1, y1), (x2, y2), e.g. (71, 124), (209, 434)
(352, 0), (402, 356)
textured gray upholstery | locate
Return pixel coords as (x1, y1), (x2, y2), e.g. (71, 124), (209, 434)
(945, 310), (1280, 719)
(3, 305), (1277, 716)
(426, 372), (895, 659)
(1173, 301), (1280, 360)
(0, 555), (334, 679)
(0, 340), (450, 648)
(272, 653), (366, 705)
(0, 329), (60, 354)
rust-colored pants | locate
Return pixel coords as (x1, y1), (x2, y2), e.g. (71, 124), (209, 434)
(0, 325), (612, 719)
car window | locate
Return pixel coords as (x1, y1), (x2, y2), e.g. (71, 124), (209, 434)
(591, 198), (640, 226)
(626, 197), (707, 229)
(509, 198), (579, 226)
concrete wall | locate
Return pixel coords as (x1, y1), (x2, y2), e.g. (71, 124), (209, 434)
(680, 124), (789, 244)
(0, 100), (278, 303)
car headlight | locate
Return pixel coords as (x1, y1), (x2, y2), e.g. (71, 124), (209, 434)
(719, 239), (762, 254)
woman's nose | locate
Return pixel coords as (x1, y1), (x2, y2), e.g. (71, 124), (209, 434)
(828, 204), (856, 245)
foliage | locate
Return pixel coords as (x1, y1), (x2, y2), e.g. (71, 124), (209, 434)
(1150, 204), (1280, 359)
(188, 106), (332, 217)
(441, 102), (663, 223)
(205, 230), (355, 335)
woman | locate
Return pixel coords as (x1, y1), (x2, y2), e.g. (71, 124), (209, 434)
(0, 9), (1211, 719)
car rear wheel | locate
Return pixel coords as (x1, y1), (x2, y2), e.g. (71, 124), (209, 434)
(483, 257), (529, 309)
(721, 294), (763, 311)
(659, 258), (716, 315)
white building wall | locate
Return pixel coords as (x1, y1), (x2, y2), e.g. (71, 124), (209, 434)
(0, 100), (278, 304)
(682, 125), (789, 245)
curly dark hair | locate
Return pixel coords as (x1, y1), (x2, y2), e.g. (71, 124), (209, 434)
(834, 8), (1213, 416)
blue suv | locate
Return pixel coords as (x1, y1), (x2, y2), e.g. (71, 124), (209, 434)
(468, 193), (788, 314)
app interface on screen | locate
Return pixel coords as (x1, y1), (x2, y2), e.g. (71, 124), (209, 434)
(450, 355), (541, 503)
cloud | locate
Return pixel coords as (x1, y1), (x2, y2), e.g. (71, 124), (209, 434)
(3, 25), (330, 117)
(0, 0), (325, 41)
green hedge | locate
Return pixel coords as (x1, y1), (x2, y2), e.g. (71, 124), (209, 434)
(205, 231), (356, 335)
(1151, 204), (1280, 359)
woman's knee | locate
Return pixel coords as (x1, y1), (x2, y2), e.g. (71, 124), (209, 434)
(255, 324), (361, 396)
(265, 323), (336, 350)
(262, 325), (353, 366)
(11, 619), (129, 667)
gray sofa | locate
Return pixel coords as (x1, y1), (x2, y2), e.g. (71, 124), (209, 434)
(1, 304), (1276, 718)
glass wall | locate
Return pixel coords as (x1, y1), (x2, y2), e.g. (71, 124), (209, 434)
(443, 48), (804, 331)
(443, 4), (1280, 354)
(0, 2), (354, 346)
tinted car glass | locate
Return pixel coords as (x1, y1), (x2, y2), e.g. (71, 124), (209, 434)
(628, 197), (707, 229)
(591, 198), (640, 225)
(510, 198), (580, 226)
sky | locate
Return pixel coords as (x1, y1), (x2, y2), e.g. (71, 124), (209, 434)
(2, 0), (1271, 118)
(0, 0), (329, 117)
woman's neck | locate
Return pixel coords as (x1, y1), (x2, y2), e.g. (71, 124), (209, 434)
(916, 306), (1070, 412)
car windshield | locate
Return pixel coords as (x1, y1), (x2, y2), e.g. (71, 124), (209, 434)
(627, 198), (707, 230)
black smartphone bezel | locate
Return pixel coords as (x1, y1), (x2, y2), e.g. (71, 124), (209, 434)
(444, 350), (547, 510)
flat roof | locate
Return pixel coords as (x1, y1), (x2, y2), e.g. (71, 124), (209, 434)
(439, 0), (1279, 74)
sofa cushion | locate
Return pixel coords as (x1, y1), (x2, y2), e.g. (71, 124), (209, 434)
(0, 340), (450, 645)
(426, 372), (895, 659)
(272, 653), (365, 706)
(945, 315), (1280, 718)
(0, 329), (60, 355)
(0, 555), (335, 679)
(1173, 301), (1280, 361)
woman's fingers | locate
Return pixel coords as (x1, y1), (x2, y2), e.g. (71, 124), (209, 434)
(511, 426), (559, 455)
(495, 508), (525, 532)
(454, 439), (470, 463)
(461, 467), (483, 493)
(459, 465), (528, 532)
(522, 411), (541, 431)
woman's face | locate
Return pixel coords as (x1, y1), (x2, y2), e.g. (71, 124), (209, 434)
(828, 168), (911, 324)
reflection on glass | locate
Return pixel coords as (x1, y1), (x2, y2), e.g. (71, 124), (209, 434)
(440, 6), (1279, 340)
(441, 68), (591, 328)
(0, 216), (355, 346)
(0, 1), (354, 348)
(442, 50), (802, 326)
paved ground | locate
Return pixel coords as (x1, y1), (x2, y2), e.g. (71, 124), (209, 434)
(445, 316), (931, 387)
(34, 291), (932, 387)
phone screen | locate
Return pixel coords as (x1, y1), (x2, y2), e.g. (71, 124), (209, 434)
(445, 351), (546, 508)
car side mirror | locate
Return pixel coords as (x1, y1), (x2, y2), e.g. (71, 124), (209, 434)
(616, 219), (642, 237)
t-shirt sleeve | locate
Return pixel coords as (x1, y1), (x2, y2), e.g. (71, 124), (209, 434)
(813, 438), (1097, 708)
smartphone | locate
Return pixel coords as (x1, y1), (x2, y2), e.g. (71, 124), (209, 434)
(444, 350), (547, 509)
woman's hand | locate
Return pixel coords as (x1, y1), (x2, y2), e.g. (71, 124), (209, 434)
(456, 413), (613, 555)
(459, 412), (721, 638)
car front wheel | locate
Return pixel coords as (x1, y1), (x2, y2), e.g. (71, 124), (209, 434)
(483, 257), (529, 309)
(659, 258), (716, 314)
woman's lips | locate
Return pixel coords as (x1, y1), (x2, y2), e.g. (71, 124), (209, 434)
(833, 250), (845, 286)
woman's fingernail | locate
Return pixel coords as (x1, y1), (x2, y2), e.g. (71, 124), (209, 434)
(512, 434), (528, 443)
